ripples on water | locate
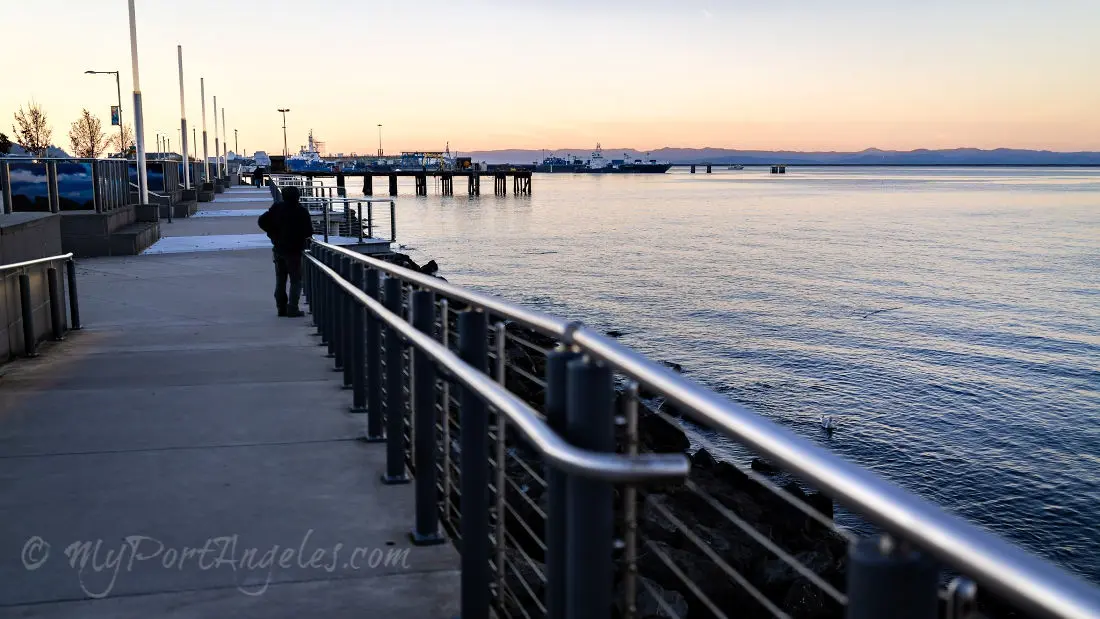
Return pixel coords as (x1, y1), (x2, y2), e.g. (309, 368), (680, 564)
(357, 167), (1100, 581)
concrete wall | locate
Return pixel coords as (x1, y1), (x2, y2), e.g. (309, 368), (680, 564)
(0, 213), (67, 361)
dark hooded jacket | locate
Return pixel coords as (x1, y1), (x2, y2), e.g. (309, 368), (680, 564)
(258, 190), (313, 254)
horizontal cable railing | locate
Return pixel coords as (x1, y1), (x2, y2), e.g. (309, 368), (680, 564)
(303, 239), (1100, 619)
(0, 252), (82, 358)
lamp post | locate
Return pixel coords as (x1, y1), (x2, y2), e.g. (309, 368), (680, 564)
(84, 70), (124, 156)
(177, 45), (190, 190)
(200, 78), (209, 182)
(213, 95), (220, 180)
(278, 108), (290, 159)
(377, 123), (383, 157)
(221, 107), (227, 177)
(234, 129), (238, 158)
(126, 0), (149, 205)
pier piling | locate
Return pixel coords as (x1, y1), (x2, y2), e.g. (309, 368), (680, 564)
(690, 164), (696, 174)
(388, 174), (398, 196)
(364, 174), (372, 196)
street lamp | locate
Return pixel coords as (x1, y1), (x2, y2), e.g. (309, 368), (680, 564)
(377, 123), (383, 157)
(234, 129), (238, 157)
(84, 70), (124, 156)
(125, 0), (149, 206)
(278, 108), (290, 158)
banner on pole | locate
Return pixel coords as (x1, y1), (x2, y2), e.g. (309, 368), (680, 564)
(111, 106), (120, 126)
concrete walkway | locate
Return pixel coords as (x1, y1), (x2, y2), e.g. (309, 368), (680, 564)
(0, 187), (460, 618)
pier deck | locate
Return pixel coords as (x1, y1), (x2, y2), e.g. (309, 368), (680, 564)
(0, 187), (459, 618)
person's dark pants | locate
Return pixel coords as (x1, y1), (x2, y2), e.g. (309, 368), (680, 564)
(273, 249), (303, 312)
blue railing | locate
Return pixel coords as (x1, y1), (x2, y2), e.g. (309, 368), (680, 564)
(302, 240), (1100, 619)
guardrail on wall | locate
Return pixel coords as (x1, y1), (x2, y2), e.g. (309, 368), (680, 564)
(0, 253), (81, 359)
(302, 240), (1100, 619)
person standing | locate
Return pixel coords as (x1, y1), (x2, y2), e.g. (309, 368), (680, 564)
(258, 185), (314, 316)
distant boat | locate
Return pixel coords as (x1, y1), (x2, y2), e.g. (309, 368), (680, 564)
(728, 164), (744, 170)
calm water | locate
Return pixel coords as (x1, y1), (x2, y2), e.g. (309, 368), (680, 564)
(357, 167), (1100, 581)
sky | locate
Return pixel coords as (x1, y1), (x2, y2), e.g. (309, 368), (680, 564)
(3, 0), (1099, 155)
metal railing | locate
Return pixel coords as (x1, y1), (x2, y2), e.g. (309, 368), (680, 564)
(302, 239), (1100, 619)
(0, 156), (187, 214)
(268, 175), (396, 244)
(0, 253), (82, 358)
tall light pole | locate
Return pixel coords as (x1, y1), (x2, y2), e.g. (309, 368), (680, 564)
(234, 129), (238, 157)
(221, 107), (227, 176)
(200, 78), (209, 182)
(213, 95), (220, 180)
(84, 70), (124, 157)
(278, 108), (290, 159)
(126, 0), (148, 205)
(377, 123), (383, 157)
(177, 45), (190, 190)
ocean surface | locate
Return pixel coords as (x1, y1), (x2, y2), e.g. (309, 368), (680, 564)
(354, 166), (1100, 582)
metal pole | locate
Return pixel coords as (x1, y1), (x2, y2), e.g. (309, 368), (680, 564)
(213, 95), (220, 180)
(458, 309), (490, 618)
(546, 347), (580, 619)
(47, 267), (64, 340)
(65, 260), (81, 331)
(380, 275), (410, 485)
(177, 45), (190, 190)
(127, 0), (149, 206)
(377, 124), (383, 156)
(846, 535), (939, 619)
(221, 107), (227, 178)
(18, 274), (38, 358)
(200, 78), (209, 183)
(410, 290), (444, 545)
(350, 261), (367, 413)
(564, 356), (615, 619)
(364, 268), (385, 441)
(339, 256), (352, 383)
(114, 72), (124, 157)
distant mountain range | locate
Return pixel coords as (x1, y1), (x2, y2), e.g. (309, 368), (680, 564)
(463, 147), (1100, 166)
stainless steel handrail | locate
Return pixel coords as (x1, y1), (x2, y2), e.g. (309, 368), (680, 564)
(0, 252), (74, 272)
(571, 328), (1100, 619)
(305, 252), (689, 483)
(311, 239), (1100, 619)
(320, 241), (572, 338)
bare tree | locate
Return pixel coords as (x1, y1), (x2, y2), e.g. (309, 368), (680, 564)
(68, 109), (109, 158)
(0, 132), (11, 155)
(12, 101), (52, 156)
(110, 123), (135, 156)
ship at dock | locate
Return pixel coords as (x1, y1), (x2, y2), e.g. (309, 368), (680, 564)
(535, 145), (671, 173)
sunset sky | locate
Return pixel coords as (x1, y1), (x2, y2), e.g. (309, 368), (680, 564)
(4, 0), (1099, 155)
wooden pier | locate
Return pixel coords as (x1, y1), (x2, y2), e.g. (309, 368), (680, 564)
(295, 170), (532, 197)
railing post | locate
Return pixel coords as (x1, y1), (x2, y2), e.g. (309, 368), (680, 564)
(47, 267), (64, 340)
(65, 260), (81, 331)
(367, 202), (374, 239)
(846, 535), (939, 619)
(364, 267), (385, 442)
(325, 250), (337, 358)
(381, 275), (410, 485)
(458, 309), (490, 618)
(340, 256), (353, 383)
(348, 261), (368, 411)
(564, 355), (614, 619)
(410, 289), (444, 545)
(302, 251), (312, 309)
(390, 200), (397, 242)
(546, 347), (581, 619)
(18, 273), (38, 358)
(1, 161), (12, 214)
